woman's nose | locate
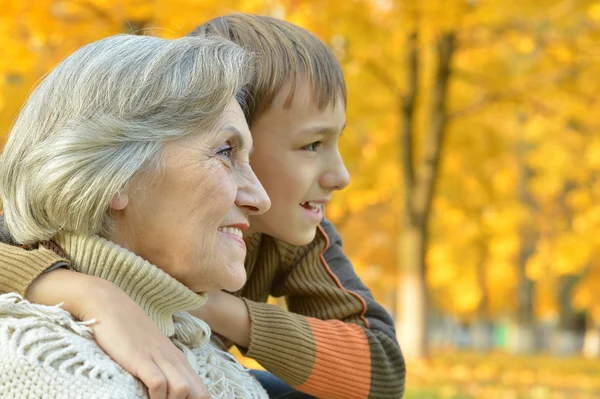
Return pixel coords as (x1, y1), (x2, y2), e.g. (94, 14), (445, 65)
(236, 166), (271, 215)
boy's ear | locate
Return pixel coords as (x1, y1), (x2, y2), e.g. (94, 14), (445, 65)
(110, 192), (129, 211)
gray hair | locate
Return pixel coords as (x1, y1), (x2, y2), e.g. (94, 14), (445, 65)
(0, 34), (252, 244)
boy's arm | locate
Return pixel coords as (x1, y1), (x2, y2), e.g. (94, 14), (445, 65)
(241, 218), (405, 399)
(0, 214), (71, 296)
(0, 242), (69, 296)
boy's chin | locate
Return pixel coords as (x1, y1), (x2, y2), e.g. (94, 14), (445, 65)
(249, 215), (319, 246)
(276, 226), (318, 246)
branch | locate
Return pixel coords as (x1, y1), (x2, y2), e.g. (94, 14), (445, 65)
(364, 59), (401, 95)
(449, 64), (587, 119)
(53, 0), (113, 24)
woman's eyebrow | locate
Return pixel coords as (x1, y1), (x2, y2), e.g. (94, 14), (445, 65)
(221, 125), (254, 154)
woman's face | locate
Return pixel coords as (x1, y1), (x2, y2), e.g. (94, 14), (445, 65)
(109, 99), (270, 293)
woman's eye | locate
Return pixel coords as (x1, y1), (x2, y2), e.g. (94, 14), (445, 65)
(216, 144), (234, 159)
(302, 141), (322, 152)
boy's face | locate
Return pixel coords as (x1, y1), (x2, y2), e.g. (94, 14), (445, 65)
(248, 82), (349, 245)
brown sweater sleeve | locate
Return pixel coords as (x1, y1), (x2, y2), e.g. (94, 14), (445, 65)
(241, 221), (405, 399)
(0, 243), (70, 296)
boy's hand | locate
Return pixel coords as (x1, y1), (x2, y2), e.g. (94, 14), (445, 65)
(27, 268), (210, 399)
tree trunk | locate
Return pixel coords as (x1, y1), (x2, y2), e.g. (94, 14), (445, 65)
(473, 245), (493, 352)
(511, 142), (537, 354)
(583, 314), (600, 358)
(551, 275), (583, 356)
(396, 32), (455, 360)
(396, 225), (428, 359)
(511, 237), (536, 354)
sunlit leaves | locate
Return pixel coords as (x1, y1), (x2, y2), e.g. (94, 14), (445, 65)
(1, 0), (599, 332)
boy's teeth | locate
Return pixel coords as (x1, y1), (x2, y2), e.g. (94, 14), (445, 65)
(218, 226), (243, 239)
(301, 201), (320, 209)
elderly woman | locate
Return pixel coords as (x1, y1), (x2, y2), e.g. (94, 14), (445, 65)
(0, 34), (270, 398)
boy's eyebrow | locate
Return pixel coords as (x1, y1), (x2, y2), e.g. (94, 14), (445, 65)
(298, 121), (347, 137)
(221, 125), (255, 154)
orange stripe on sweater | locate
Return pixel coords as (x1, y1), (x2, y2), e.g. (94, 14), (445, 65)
(316, 224), (370, 328)
(297, 318), (371, 399)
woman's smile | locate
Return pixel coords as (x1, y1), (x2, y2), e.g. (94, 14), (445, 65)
(218, 224), (247, 248)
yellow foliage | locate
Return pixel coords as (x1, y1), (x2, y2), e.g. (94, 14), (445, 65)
(489, 235), (519, 260)
(526, 254), (547, 281)
(566, 189), (592, 211)
(451, 276), (482, 316)
(552, 234), (592, 276)
(486, 259), (517, 287)
(587, 2), (600, 21)
(585, 137), (600, 170)
(491, 168), (518, 196)
(535, 280), (559, 320)
(2, 0), (600, 327)
(573, 281), (592, 311)
(426, 245), (457, 289)
(572, 266), (600, 316)
(515, 36), (536, 54)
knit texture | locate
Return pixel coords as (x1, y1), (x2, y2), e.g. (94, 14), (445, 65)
(0, 233), (267, 399)
(54, 234), (205, 337)
(229, 221), (405, 399)
(0, 217), (405, 399)
(0, 245), (67, 297)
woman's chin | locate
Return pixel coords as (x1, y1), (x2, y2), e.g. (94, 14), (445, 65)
(219, 262), (247, 292)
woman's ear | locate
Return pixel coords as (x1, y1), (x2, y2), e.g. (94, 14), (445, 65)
(110, 192), (129, 211)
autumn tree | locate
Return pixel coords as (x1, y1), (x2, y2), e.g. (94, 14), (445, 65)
(4, 0), (600, 362)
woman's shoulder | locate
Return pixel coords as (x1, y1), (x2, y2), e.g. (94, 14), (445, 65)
(174, 312), (268, 398)
(0, 293), (146, 399)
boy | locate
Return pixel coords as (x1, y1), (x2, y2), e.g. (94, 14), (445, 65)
(0, 13), (405, 399)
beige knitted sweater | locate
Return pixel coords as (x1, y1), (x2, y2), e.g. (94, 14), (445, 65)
(0, 234), (267, 399)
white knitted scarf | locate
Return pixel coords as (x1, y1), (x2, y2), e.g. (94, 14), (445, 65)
(0, 233), (267, 399)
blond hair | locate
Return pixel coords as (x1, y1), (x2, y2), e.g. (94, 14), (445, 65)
(0, 34), (251, 244)
(190, 13), (346, 122)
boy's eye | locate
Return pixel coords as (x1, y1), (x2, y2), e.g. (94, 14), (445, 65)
(302, 141), (322, 152)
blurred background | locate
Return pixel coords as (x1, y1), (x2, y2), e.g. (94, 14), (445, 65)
(2, 0), (600, 398)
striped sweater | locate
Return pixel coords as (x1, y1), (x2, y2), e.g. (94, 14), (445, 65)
(0, 218), (405, 398)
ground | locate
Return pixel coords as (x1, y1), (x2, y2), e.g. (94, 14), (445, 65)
(406, 352), (600, 399)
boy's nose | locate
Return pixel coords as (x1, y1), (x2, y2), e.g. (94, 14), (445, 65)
(320, 151), (350, 191)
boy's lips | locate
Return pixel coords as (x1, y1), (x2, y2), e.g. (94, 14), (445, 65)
(299, 200), (325, 223)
